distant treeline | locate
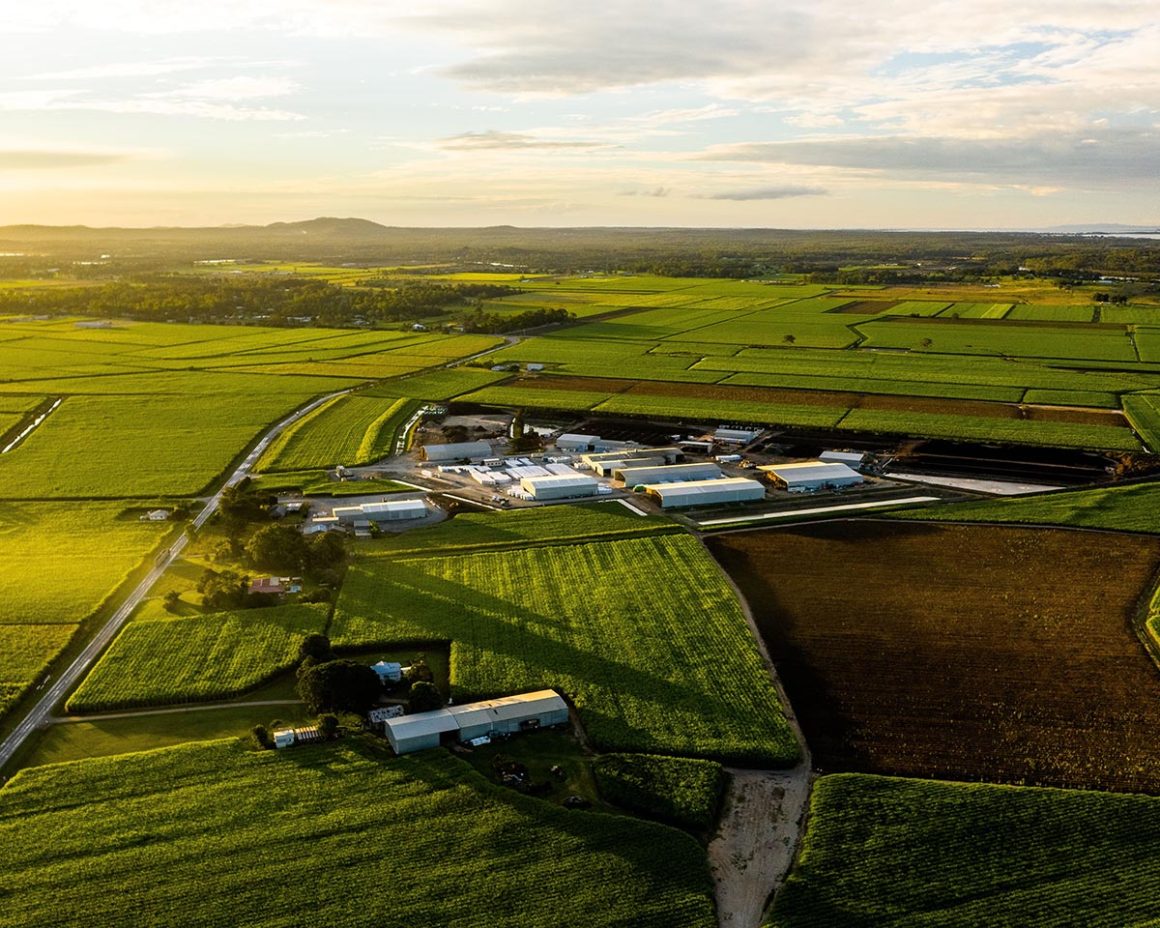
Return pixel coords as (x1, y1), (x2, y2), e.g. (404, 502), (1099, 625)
(0, 276), (521, 327)
(2, 220), (1159, 280)
(456, 307), (573, 333)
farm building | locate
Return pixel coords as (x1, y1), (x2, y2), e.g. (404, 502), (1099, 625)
(420, 440), (492, 463)
(555, 434), (628, 453)
(272, 726), (324, 749)
(819, 450), (868, 467)
(371, 661), (403, 683)
(760, 461), (865, 491)
(383, 709), (459, 754)
(590, 456), (666, 477)
(383, 690), (570, 755)
(580, 446), (681, 469)
(333, 499), (428, 523)
(450, 691), (570, 741)
(614, 461), (723, 486)
(249, 577), (286, 596)
(715, 427), (761, 444)
(520, 474), (599, 500)
(643, 477), (766, 509)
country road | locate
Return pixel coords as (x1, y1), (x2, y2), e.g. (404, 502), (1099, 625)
(0, 387), (351, 773)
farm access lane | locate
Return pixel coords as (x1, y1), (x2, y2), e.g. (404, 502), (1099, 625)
(0, 387), (351, 775)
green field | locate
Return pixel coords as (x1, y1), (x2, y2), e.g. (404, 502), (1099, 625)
(365, 366), (511, 401)
(257, 394), (421, 471)
(901, 479), (1160, 534)
(0, 501), (170, 717)
(67, 604), (330, 713)
(334, 533), (798, 766)
(1123, 393), (1160, 450)
(768, 773), (1160, 927)
(360, 502), (680, 557)
(593, 754), (725, 831)
(0, 739), (716, 928)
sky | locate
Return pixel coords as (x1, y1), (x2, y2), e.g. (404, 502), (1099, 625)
(1, 1), (1158, 229)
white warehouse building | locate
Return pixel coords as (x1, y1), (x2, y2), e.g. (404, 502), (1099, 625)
(420, 440), (492, 463)
(333, 499), (428, 523)
(614, 461), (722, 486)
(760, 461), (865, 491)
(643, 477), (766, 509)
(819, 450), (868, 468)
(384, 690), (570, 754)
(520, 473), (599, 500)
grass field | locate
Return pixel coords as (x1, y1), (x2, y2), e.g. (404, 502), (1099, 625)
(769, 773), (1160, 927)
(67, 604), (330, 713)
(0, 501), (170, 718)
(901, 479), (1160, 534)
(256, 394), (421, 471)
(334, 533), (798, 766)
(593, 754), (726, 831)
(1123, 393), (1160, 450)
(0, 739), (716, 927)
(361, 502), (680, 557)
(710, 521), (1160, 793)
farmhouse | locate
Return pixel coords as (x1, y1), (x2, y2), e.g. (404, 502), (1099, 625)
(615, 461), (723, 486)
(420, 440), (492, 463)
(520, 473), (599, 500)
(140, 509), (170, 522)
(760, 461), (865, 492)
(332, 499), (428, 523)
(249, 577), (286, 596)
(383, 690), (570, 755)
(643, 477), (766, 508)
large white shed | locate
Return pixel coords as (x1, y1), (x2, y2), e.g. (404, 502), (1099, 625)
(449, 690), (570, 741)
(615, 461), (723, 485)
(643, 477), (766, 508)
(383, 709), (459, 754)
(760, 461), (865, 491)
(520, 474), (599, 500)
(333, 499), (428, 523)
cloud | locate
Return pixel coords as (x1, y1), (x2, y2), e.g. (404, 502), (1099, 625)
(697, 130), (1160, 186)
(158, 76), (300, 101)
(439, 130), (606, 150)
(0, 150), (135, 169)
(700, 184), (827, 200)
(619, 187), (671, 197)
(26, 57), (230, 81)
(0, 86), (304, 121)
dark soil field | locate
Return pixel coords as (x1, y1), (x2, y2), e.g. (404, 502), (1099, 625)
(709, 521), (1160, 793)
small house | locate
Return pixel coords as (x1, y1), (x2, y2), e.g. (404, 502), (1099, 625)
(141, 509), (170, 522)
(249, 577), (286, 596)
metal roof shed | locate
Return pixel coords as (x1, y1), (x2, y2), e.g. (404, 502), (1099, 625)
(383, 709), (458, 754)
(449, 690), (569, 740)
(614, 461), (723, 485)
(760, 461), (865, 491)
(644, 477), (766, 508)
(819, 450), (867, 467)
(420, 440), (493, 463)
(556, 433), (602, 452)
(360, 500), (428, 521)
(520, 474), (599, 500)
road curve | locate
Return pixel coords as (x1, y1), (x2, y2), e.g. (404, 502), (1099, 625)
(0, 388), (350, 774)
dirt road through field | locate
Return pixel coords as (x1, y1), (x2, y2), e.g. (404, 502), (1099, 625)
(709, 766), (812, 928)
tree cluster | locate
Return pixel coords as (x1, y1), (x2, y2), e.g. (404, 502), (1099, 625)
(455, 307), (573, 334)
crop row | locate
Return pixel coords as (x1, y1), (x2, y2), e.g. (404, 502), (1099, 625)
(258, 395), (420, 471)
(67, 604), (330, 713)
(0, 740), (716, 928)
(333, 534), (799, 766)
(592, 754), (726, 831)
(769, 773), (1160, 927)
(1123, 393), (1160, 450)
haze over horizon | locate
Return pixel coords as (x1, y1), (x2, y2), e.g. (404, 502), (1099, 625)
(3, 1), (1158, 230)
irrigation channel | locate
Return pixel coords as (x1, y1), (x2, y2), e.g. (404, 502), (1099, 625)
(0, 388), (351, 773)
(1, 397), (61, 454)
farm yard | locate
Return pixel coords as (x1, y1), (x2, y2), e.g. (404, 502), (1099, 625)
(710, 521), (1160, 793)
(768, 774), (1160, 927)
(0, 739), (717, 928)
(334, 531), (799, 766)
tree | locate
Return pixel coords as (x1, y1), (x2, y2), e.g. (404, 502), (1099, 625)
(409, 680), (444, 713)
(298, 633), (334, 664)
(250, 724), (272, 750)
(296, 659), (382, 714)
(162, 590), (181, 613)
(405, 655), (434, 684)
(197, 568), (248, 610)
(246, 523), (308, 571)
(307, 531), (346, 570)
(318, 714), (339, 738)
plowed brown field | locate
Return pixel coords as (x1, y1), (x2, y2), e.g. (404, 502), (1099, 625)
(709, 521), (1160, 793)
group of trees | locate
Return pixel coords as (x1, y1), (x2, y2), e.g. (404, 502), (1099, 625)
(294, 634), (444, 716)
(0, 275), (522, 328)
(455, 306), (573, 334)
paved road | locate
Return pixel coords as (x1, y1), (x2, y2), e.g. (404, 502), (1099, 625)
(0, 388), (350, 773)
